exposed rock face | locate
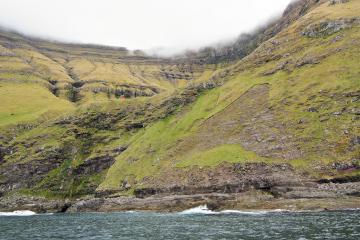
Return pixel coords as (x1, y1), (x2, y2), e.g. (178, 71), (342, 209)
(329, 0), (350, 5)
(2, 177), (360, 213)
(172, 84), (302, 161)
(72, 155), (115, 176)
(139, 162), (303, 196)
(0, 150), (67, 193)
(0, 195), (71, 213)
(0, 145), (9, 164)
(302, 18), (360, 37)
(186, 0), (324, 64)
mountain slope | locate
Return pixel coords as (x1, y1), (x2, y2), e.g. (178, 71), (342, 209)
(0, 30), (218, 127)
(100, 0), (360, 188)
(0, 0), (360, 212)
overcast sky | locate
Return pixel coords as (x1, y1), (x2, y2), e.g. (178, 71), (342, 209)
(0, 0), (292, 54)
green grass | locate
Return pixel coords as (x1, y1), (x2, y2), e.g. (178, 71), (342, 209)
(0, 82), (75, 127)
(0, 72), (46, 83)
(4, 125), (69, 164)
(1, 0), (360, 198)
(176, 144), (272, 167)
(99, 76), (275, 190)
(98, 89), (226, 189)
(100, 2), (360, 191)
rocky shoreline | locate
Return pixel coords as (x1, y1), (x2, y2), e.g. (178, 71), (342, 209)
(1, 180), (359, 213)
(1, 162), (359, 214)
(1, 196), (359, 214)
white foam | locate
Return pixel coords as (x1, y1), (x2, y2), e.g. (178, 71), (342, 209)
(344, 208), (360, 211)
(125, 210), (137, 213)
(179, 205), (290, 215)
(220, 210), (268, 215)
(0, 210), (37, 216)
(180, 205), (218, 215)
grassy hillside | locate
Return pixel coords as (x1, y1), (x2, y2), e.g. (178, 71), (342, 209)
(0, 0), (359, 199)
(0, 82), (74, 126)
(100, 0), (360, 191)
(0, 29), (218, 127)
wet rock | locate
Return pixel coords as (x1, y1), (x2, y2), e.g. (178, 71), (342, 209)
(0, 195), (72, 213)
(67, 194), (230, 213)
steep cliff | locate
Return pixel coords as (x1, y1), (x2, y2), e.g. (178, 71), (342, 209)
(0, 0), (359, 212)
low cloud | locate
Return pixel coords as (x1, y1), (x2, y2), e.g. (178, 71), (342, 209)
(0, 0), (292, 54)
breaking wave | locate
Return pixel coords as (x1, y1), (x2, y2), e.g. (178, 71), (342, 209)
(220, 210), (269, 215)
(179, 205), (288, 215)
(0, 210), (37, 216)
(180, 205), (216, 215)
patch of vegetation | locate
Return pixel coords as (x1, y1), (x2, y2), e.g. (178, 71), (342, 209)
(0, 83), (74, 127)
(176, 144), (274, 168)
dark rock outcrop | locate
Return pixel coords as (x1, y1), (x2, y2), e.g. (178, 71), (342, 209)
(0, 145), (9, 164)
(0, 195), (71, 213)
(0, 153), (65, 193)
(73, 155), (115, 176)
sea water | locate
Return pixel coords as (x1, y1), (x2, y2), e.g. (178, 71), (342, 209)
(0, 207), (359, 239)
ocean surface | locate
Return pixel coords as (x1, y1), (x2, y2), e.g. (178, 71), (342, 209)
(0, 206), (359, 240)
